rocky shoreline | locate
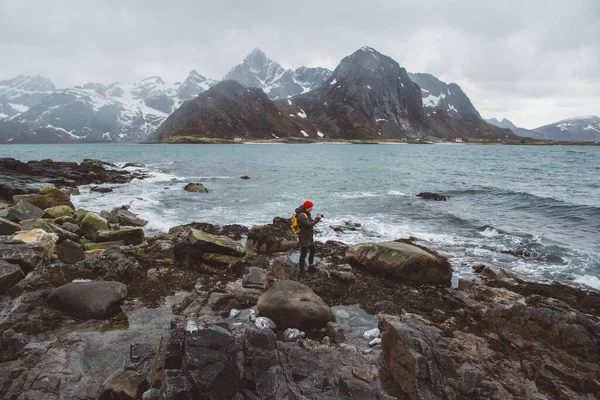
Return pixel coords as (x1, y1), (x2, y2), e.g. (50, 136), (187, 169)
(1, 160), (599, 399)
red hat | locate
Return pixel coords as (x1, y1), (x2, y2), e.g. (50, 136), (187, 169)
(303, 200), (314, 209)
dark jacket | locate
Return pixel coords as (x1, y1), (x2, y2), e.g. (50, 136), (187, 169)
(295, 206), (321, 248)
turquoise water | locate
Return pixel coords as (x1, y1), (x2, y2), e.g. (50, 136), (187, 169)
(3, 143), (599, 289)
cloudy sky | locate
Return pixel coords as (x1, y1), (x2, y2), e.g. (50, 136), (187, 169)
(1, 0), (598, 128)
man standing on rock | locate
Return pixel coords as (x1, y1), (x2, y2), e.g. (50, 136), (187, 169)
(295, 200), (323, 274)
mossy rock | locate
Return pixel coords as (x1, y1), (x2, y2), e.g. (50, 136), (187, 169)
(188, 228), (246, 257)
(85, 249), (106, 258)
(44, 205), (75, 219)
(54, 215), (78, 226)
(12, 194), (47, 209)
(84, 241), (125, 251)
(80, 212), (110, 239)
(345, 241), (452, 287)
(13, 186), (73, 210)
(95, 228), (145, 245)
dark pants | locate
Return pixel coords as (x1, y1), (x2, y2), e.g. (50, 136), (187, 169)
(299, 243), (316, 271)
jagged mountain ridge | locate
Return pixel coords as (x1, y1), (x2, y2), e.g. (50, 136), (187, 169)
(0, 71), (218, 143)
(288, 46), (427, 139)
(154, 47), (514, 142)
(223, 48), (331, 100)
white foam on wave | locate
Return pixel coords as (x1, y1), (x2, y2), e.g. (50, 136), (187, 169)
(479, 227), (502, 238)
(573, 275), (600, 290)
(334, 191), (380, 199)
(387, 190), (408, 196)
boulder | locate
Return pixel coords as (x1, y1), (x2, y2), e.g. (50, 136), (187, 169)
(257, 280), (335, 332)
(60, 222), (81, 235)
(48, 281), (128, 319)
(243, 267), (269, 291)
(0, 260), (24, 294)
(84, 240), (125, 251)
(91, 186), (113, 193)
(0, 217), (21, 235)
(246, 217), (298, 254)
(135, 236), (175, 264)
(188, 228), (245, 257)
(0, 243), (44, 273)
(11, 194), (47, 210)
(184, 183), (208, 193)
(96, 228), (145, 246)
(269, 255), (300, 280)
(123, 162), (145, 168)
(43, 205), (74, 219)
(56, 239), (86, 264)
(6, 201), (45, 222)
(19, 219), (80, 243)
(53, 215), (78, 225)
(169, 222), (248, 241)
(100, 210), (119, 224)
(14, 186), (74, 209)
(12, 229), (58, 259)
(111, 206), (148, 227)
(345, 241), (452, 287)
(101, 369), (148, 400)
(417, 192), (448, 201)
(74, 248), (144, 282)
(80, 212), (110, 239)
(74, 208), (93, 222)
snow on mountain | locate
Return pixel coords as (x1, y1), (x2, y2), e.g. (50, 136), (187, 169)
(223, 48), (332, 100)
(534, 115), (600, 141)
(0, 71), (217, 143)
(408, 73), (480, 120)
(0, 75), (56, 119)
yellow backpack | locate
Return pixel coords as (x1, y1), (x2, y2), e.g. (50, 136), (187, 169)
(291, 212), (306, 234)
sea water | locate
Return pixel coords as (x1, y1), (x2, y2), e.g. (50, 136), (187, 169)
(3, 143), (599, 289)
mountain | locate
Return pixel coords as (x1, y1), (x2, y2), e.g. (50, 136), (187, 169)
(0, 75), (56, 119)
(0, 71), (217, 143)
(151, 80), (323, 142)
(409, 73), (480, 120)
(288, 46), (427, 139)
(533, 116), (600, 142)
(223, 48), (331, 100)
(486, 117), (540, 139)
(154, 46), (516, 142)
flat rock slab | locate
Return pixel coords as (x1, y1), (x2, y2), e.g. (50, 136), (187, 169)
(0, 217), (21, 235)
(188, 228), (246, 257)
(56, 239), (86, 264)
(96, 228), (145, 245)
(48, 281), (128, 320)
(0, 260), (24, 294)
(345, 241), (452, 287)
(257, 280), (334, 332)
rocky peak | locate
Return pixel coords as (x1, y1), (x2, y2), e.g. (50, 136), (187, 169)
(177, 70), (215, 101)
(223, 48), (286, 89)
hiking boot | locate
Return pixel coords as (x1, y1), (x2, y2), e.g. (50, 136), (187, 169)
(307, 265), (317, 274)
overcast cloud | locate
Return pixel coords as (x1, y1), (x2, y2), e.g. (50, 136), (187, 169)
(1, 0), (598, 128)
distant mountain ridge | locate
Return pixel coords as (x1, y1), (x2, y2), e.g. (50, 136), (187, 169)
(0, 72), (217, 143)
(1, 47), (536, 143)
(486, 116), (600, 141)
(154, 47), (515, 142)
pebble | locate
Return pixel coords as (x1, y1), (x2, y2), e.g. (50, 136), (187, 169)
(229, 309), (241, 318)
(363, 328), (380, 340)
(368, 338), (382, 347)
(255, 317), (276, 330)
(363, 349), (373, 355)
(283, 328), (306, 341)
(249, 309), (257, 322)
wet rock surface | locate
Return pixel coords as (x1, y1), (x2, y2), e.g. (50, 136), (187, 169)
(0, 158), (147, 202)
(0, 160), (599, 400)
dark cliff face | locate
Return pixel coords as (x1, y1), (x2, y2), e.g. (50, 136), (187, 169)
(291, 47), (427, 139)
(409, 72), (481, 120)
(151, 80), (322, 141)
